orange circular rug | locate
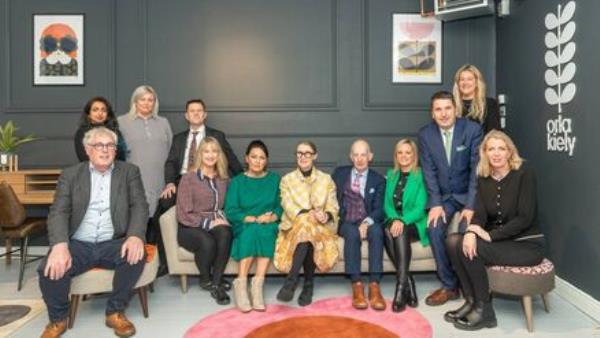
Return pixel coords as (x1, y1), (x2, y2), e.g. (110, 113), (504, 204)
(246, 315), (397, 338)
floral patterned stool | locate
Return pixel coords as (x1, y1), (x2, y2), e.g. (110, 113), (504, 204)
(486, 258), (555, 332)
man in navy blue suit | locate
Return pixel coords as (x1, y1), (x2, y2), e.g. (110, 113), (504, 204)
(332, 139), (386, 311)
(418, 91), (483, 306)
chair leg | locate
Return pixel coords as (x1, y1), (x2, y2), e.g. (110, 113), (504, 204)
(68, 295), (81, 329)
(17, 236), (29, 291)
(522, 295), (534, 332)
(180, 275), (188, 293)
(5, 238), (12, 265)
(541, 293), (550, 313)
(138, 286), (149, 318)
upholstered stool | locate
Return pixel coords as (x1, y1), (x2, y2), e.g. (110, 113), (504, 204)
(486, 258), (555, 332)
(68, 244), (159, 328)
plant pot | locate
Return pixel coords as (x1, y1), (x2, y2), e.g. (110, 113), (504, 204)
(0, 152), (18, 172)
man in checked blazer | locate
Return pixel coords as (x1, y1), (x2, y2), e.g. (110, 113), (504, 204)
(38, 127), (149, 338)
(418, 91), (483, 306)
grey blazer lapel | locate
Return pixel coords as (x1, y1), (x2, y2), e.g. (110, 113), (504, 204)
(74, 164), (91, 226)
(110, 162), (121, 219)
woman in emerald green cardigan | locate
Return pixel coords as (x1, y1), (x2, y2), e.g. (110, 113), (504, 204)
(384, 139), (430, 312)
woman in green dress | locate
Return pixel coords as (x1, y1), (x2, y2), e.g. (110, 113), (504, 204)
(225, 140), (282, 313)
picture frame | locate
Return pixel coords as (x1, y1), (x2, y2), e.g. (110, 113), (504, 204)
(392, 14), (442, 83)
(33, 14), (84, 86)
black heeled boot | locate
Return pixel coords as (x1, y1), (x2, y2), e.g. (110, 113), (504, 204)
(406, 274), (418, 307)
(454, 300), (497, 330)
(276, 277), (298, 302)
(392, 282), (408, 312)
(210, 285), (231, 305)
(444, 296), (473, 323)
(297, 279), (314, 306)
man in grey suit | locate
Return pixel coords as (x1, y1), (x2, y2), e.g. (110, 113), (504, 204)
(38, 127), (149, 338)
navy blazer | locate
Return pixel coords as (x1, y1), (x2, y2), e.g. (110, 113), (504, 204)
(417, 117), (483, 210)
(332, 165), (385, 226)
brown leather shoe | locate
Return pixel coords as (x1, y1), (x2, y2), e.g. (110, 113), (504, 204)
(368, 282), (386, 311)
(351, 281), (368, 310)
(425, 288), (460, 306)
(105, 312), (136, 337)
(40, 319), (67, 338)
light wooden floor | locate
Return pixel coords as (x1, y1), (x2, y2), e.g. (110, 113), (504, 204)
(1, 258), (598, 338)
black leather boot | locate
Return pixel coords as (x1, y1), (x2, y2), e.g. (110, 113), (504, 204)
(276, 277), (297, 302)
(454, 300), (497, 330)
(210, 285), (231, 305)
(444, 296), (473, 323)
(406, 274), (418, 307)
(392, 282), (408, 312)
(297, 279), (314, 306)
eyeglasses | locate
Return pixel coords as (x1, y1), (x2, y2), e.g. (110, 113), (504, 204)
(41, 36), (78, 54)
(89, 143), (117, 151)
(296, 151), (315, 158)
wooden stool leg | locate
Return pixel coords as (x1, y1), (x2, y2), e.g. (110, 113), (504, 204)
(68, 295), (81, 329)
(137, 286), (149, 318)
(181, 275), (188, 293)
(541, 293), (550, 313)
(5, 238), (12, 265)
(17, 236), (29, 291)
(522, 295), (534, 332)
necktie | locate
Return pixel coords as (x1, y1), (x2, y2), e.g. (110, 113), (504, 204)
(352, 173), (361, 193)
(443, 130), (452, 165)
(187, 131), (199, 171)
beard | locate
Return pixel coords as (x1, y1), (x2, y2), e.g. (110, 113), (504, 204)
(44, 50), (73, 65)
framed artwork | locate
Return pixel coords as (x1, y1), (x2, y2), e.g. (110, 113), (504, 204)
(33, 14), (84, 85)
(392, 14), (442, 83)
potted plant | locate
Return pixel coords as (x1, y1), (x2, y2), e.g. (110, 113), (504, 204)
(0, 120), (38, 171)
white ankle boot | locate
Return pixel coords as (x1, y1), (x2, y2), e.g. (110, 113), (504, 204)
(233, 278), (252, 313)
(250, 276), (266, 311)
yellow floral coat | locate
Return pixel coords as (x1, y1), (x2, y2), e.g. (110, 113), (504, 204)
(274, 168), (340, 273)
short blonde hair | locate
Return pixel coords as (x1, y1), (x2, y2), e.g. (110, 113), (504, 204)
(477, 130), (523, 177)
(191, 136), (229, 179)
(83, 126), (117, 147)
(453, 64), (487, 123)
(127, 85), (159, 118)
(392, 138), (419, 173)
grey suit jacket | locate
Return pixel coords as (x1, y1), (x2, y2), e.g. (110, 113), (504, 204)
(47, 161), (149, 246)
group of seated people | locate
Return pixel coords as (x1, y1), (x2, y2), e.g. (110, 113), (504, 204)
(37, 64), (545, 338)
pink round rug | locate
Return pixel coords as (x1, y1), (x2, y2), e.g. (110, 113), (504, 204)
(184, 296), (432, 338)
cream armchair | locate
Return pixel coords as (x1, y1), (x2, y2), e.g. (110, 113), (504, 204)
(160, 206), (442, 293)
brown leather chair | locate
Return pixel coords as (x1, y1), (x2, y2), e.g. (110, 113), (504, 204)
(0, 181), (46, 290)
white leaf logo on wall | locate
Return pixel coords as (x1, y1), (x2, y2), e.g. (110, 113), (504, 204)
(544, 1), (576, 113)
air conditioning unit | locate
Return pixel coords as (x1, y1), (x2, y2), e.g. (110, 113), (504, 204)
(434, 0), (495, 21)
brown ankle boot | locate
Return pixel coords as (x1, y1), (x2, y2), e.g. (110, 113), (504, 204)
(351, 281), (368, 309)
(40, 319), (67, 338)
(368, 282), (386, 311)
(105, 312), (136, 337)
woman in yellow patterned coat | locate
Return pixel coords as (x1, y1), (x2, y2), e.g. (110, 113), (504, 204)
(274, 141), (339, 306)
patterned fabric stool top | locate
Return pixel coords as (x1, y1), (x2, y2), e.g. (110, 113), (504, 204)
(488, 258), (554, 275)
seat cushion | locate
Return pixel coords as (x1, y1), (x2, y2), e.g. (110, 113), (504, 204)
(487, 258), (555, 296)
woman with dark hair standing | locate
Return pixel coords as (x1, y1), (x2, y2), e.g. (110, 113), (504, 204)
(74, 96), (127, 161)
(225, 140), (282, 312)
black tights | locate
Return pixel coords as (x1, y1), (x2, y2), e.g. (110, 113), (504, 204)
(384, 226), (417, 285)
(178, 224), (232, 285)
(288, 242), (316, 282)
(446, 234), (544, 302)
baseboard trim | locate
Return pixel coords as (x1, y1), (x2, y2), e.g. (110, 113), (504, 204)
(554, 276), (600, 323)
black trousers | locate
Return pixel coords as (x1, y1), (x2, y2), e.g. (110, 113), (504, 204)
(38, 238), (145, 323)
(177, 224), (232, 286)
(446, 234), (545, 302)
(147, 195), (177, 268)
(287, 242), (316, 282)
(384, 225), (418, 285)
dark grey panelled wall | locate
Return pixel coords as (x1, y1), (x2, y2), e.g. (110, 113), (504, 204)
(497, 0), (599, 299)
(0, 0), (495, 174)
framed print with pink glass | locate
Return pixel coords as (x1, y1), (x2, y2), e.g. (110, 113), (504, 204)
(392, 14), (442, 83)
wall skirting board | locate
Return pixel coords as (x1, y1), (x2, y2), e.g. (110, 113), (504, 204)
(1, 247), (598, 322)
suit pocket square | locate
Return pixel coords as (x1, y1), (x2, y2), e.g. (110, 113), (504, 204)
(456, 145), (467, 152)
(369, 188), (375, 194)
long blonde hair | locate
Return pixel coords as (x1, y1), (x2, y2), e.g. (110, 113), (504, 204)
(392, 138), (419, 173)
(453, 64), (486, 123)
(477, 130), (523, 177)
(191, 136), (229, 179)
(126, 85), (160, 119)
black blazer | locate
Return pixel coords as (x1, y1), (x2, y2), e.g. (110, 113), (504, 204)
(332, 165), (385, 226)
(164, 126), (243, 185)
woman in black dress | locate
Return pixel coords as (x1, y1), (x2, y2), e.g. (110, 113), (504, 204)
(452, 64), (501, 134)
(445, 130), (545, 330)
